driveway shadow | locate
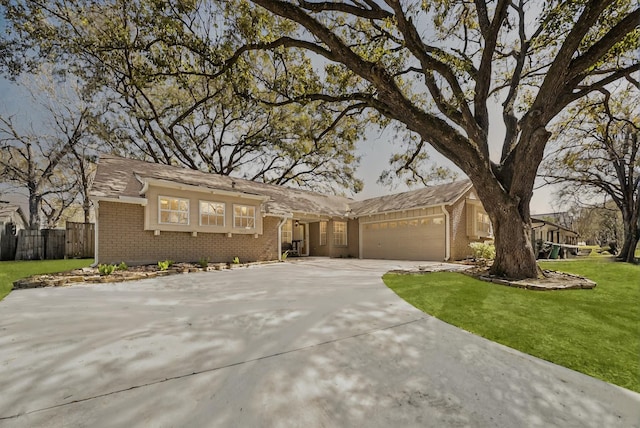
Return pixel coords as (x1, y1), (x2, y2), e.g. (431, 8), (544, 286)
(0, 260), (638, 427)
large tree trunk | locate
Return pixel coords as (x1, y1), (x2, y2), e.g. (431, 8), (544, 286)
(469, 170), (540, 279)
(27, 184), (41, 230)
(618, 210), (639, 263)
(485, 198), (539, 279)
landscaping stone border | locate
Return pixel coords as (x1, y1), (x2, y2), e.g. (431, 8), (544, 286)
(472, 270), (597, 290)
(387, 264), (597, 291)
(12, 261), (281, 290)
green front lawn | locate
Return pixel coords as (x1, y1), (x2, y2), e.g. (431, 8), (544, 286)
(0, 259), (94, 301)
(383, 258), (640, 392)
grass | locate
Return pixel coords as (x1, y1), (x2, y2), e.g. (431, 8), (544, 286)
(383, 258), (640, 392)
(0, 259), (94, 301)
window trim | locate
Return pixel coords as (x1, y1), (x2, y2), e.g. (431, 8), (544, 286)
(332, 221), (347, 247)
(233, 204), (256, 229)
(158, 195), (190, 226)
(199, 200), (226, 227)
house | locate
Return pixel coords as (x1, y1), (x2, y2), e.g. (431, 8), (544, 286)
(0, 201), (28, 261)
(531, 216), (579, 246)
(89, 155), (493, 265)
(531, 216), (580, 259)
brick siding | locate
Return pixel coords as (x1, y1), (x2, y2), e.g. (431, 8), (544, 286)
(97, 201), (279, 265)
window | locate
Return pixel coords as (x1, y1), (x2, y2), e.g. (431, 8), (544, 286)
(233, 205), (255, 229)
(333, 221), (347, 246)
(477, 212), (491, 234)
(159, 196), (189, 225)
(282, 219), (293, 244)
(200, 201), (225, 226)
(319, 221), (327, 246)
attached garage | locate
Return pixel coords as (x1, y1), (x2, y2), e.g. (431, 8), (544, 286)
(361, 215), (446, 261)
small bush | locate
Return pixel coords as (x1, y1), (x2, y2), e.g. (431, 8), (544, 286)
(281, 250), (289, 261)
(157, 260), (172, 271)
(469, 242), (496, 260)
(232, 256), (240, 264)
(198, 257), (209, 268)
(98, 264), (116, 276)
(116, 262), (128, 271)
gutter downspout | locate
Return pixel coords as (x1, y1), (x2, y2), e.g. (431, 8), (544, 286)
(91, 201), (99, 267)
(276, 215), (291, 261)
(441, 205), (451, 261)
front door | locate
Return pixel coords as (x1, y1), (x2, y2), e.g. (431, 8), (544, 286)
(292, 222), (308, 256)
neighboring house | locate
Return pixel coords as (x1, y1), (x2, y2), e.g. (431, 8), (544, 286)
(534, 212), (575, 230)
(89, 155), (493, 265)
(531, 216), (579, 246)
(0, 201), (28, 261)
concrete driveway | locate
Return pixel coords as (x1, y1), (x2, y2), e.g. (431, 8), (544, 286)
(0, 258), (638, 427)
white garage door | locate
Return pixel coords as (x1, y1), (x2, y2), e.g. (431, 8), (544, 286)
(362, 216), (446, 261)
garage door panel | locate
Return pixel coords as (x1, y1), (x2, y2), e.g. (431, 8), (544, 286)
(362, 216), (445, 261)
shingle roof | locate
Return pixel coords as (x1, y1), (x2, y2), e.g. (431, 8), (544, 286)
(0, 202), (27, 225)
(348, 179), (473, 216)
(90, 155), (473, 218)
(90, 155), (353, 217)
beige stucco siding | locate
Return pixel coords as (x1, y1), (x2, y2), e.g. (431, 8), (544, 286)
(97, 201), (278, 265)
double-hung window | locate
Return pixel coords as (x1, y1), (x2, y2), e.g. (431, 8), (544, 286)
(234, 205), (255, 229)
(319, 221), (327, 246)
(477, 212), (491, 235)
(159, 196), (189, 225)
(333, 221), (347, 246)
(200, 201), (225, 226)
(282, 219), (293, 244)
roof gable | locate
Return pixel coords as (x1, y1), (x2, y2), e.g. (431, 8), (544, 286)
(348, 180), (473, 216)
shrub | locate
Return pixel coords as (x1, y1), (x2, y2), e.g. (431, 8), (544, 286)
(469, 242), (496, 260)
(281, 250), (289, 262)
(198, 257), (209, 268)
(116, 262), (128, 271)
(98, 264), (116, 276)
(157, 260), (172, 271)
(232, 256), (240, 264)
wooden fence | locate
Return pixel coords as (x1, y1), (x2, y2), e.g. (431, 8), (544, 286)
(6, 223), (95, 261)
(65, 222), (95, 259)
(14, 229), (66, 260)
(0, 231), (17, 261)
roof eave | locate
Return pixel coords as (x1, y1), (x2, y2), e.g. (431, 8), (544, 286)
(138, 177), (270, 202)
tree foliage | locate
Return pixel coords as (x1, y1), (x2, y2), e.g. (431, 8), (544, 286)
(224, 0), (637, 278)
(2, 0), (638, 277)
(0, 0), (365, 194)
(542, 83), (639, 262)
